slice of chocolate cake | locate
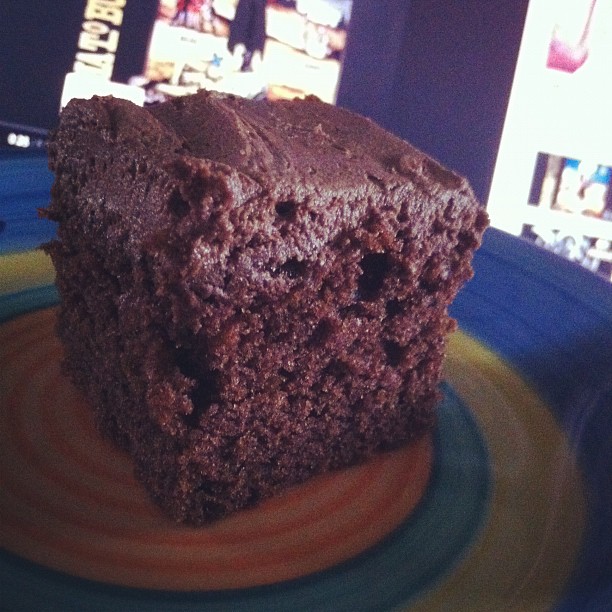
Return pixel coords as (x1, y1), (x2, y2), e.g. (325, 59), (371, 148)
(44, 91), (488, 524)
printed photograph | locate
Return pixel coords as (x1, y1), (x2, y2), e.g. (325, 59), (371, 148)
(136, 0), (352, 104)
(523, 152), (612, 279)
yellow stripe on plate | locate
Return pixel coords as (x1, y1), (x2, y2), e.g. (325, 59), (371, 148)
(409, 332), (586, 611)
(0, 250), (55, 296)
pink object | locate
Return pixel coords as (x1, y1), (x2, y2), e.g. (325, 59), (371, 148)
(546, 0), (597, 73)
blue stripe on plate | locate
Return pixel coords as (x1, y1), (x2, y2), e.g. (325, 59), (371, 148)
(0, 155), (56, 255)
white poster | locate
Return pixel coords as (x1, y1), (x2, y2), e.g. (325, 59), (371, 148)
(487, 0), (612, 279)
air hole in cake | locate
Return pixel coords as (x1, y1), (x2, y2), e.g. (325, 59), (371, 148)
(279, 257), (306, 279)
(278, 367), (296, 382)
(475, 209), (489, 232)
(128, 160), (137, 179)
(383, 340), (404, 367)
(456, 230), (478, 254)
(247, 235), (264, 249)
(357, 252), (390, 301)
(191, 285), (217, 307)
(185, 376), (220, 427)
(443, 198), (456, 221)
(339, 302), (367, 319)
(168, 189), (190, 218)
(432, 217), (447, 233)
(363, 213), (381, 233)
(143, 176), (155, 197)
(275, 200), (297, 220)
(450, 257), (462, 273)
(175, 348), (220, 427)
(385, 299), (403, 318)
(395, 228), (410, 243)
(322, 359), (350, 381)
(308, 319), (333, 347)
(366, 174), (386, 189)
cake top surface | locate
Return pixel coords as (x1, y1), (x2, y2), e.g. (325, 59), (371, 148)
(54, 91), (474, 203)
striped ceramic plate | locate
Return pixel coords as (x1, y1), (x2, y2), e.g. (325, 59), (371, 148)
(1, 155), (611, 610)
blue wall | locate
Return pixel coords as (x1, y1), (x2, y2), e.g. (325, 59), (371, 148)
(337, 0), (530, 203)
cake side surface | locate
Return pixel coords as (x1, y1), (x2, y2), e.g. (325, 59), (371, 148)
(44, 91), (488, 523)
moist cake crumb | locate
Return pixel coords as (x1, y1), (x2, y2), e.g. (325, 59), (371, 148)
(43, 91), (488, 524)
